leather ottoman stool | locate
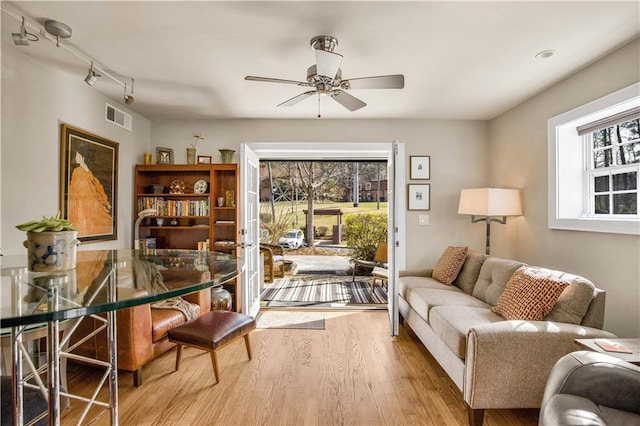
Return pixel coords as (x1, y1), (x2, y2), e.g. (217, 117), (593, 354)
(167, 310), (256, 383)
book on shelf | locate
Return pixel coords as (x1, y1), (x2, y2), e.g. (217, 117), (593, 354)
(138, 197), (209, 216)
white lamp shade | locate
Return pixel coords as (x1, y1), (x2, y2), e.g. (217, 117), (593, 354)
(458, 188), (522, 216)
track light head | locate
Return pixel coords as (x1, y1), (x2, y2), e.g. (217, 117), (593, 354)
(12, 32), (29, 46)
(123, 78), (135, 104)
(12, 18), (37, 46)
(84, 63), (101, 86)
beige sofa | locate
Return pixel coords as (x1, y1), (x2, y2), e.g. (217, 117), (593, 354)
(398, 250), (616, 426)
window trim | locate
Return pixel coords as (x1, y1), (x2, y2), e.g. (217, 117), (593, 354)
(548, 82), (640, 235)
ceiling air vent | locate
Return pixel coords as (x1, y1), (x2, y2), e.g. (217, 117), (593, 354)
(105, 103), (132, 131)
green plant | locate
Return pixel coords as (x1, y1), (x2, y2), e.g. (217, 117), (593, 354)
(344, 213), (388, 263)
(259, 204), (294, 244)
(317, 226), (328, 237)
(16, 212), (77, 233)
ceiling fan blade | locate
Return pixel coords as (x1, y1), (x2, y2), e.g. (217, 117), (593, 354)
(342, 74), (405, 90)
(277, 91), (316, 107)
(245, 76), (310, 87)
(330, 89), (366, 111)
(315, 50), (343, 79)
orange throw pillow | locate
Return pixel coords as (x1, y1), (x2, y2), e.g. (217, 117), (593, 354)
(493, 266), (569, 320)
(432, 246), (468, 285)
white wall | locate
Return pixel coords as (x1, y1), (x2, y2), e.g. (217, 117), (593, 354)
(151, 119), (489, 268)
(1, 40), (151, 255)
(489, 38), (640, 337)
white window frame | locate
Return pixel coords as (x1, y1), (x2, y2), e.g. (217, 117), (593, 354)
(583, 127), (639, 217)
(548, 82), (640, 235)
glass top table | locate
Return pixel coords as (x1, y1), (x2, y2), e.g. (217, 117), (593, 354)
(1, 249), (242, 425)
(1, 249), (241, 328)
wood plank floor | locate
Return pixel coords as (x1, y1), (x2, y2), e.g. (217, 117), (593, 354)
(62, 311), (539, 425)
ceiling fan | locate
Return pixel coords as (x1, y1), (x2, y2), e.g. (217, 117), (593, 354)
(245, 35), (404, 116)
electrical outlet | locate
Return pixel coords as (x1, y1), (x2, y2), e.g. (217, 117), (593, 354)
(418, 214), (429, 225)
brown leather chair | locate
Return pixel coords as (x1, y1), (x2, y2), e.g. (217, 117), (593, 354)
(260, 243), (285, 283)
(71, 284), (211, 387)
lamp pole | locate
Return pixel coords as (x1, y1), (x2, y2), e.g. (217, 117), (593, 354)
(470, 215), (507, 255)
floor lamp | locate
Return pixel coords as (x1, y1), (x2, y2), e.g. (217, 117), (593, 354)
(458, 188), (522, 255)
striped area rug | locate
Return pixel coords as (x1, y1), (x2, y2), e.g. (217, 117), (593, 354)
(260, 276), (387, 304)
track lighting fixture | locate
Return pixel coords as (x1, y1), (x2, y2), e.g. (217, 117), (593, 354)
(11, 17), (38, 46)
(2, 5), (136, 106)
(84, 62), (101, 86)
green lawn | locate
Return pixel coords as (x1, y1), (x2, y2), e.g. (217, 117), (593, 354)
(260, 201), (388, 232)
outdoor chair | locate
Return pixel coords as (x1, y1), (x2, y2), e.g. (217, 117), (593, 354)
(352, 242), (388, 289)
(260, 243), (285, 283)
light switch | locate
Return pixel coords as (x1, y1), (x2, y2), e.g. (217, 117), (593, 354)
(418, 214), (429, 225)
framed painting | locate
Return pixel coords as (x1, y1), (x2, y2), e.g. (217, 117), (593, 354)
(156, 147), (174, 164)
(408, 184), (430, 211)
(410, 156), (430, 180)
(60, 123), (119, 242)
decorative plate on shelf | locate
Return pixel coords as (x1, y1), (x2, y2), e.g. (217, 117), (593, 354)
(193, 179), (208, 194)
(169, 180), (185, 194)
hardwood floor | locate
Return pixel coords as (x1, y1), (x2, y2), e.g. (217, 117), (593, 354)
(62, 311), (538, 425)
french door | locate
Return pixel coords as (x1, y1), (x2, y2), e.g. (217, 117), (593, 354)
(240, 144), (261, 317)
(240, 142), (405, 333)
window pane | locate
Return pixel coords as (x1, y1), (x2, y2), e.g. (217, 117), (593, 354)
(592, 128), (613, 149)
(594, 148), (613, 168)
(618, 119), (639, 143)
(615, 142), (640, 165)
(612, 172), (637, 191)
(594, 175), (609, 192)
(613, 193), (637, 214)
(594, 195), (609, 214)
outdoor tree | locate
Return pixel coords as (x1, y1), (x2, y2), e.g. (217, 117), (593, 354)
(295, 161), (338, 246)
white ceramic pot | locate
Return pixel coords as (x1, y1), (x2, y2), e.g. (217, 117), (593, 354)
(23, 231), (81, 272)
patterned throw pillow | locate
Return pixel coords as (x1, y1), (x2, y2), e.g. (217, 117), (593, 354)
(493, 266), (570, 321)
(432, 246), (468, 285)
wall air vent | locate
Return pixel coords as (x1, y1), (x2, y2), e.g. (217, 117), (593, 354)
(105, 103), (132, 131)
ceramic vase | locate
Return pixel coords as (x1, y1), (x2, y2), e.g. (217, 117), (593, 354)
(219, 149), (235, 164)
(211, 286), (233, 310)
(23, 230), (80, 272)
(186, 148), (197, 164)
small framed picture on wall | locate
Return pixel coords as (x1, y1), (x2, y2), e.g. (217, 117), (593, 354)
(408, 184), (430, 210)
(410, 155), (430, 180)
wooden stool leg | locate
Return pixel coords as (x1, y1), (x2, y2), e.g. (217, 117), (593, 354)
(244, 334), (253, 360)
(210, 350), (220, 383)
(175, 344), (183, 371)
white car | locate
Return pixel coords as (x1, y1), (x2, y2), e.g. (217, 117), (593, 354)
(278, 229), (305, 249)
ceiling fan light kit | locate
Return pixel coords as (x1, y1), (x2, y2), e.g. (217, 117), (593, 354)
(245, 35), (404, 117)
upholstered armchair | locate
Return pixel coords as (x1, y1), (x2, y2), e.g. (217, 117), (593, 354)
(260, 243), (285, 283)
(70, 269), (211, 388)
(539, 350), (640, 425)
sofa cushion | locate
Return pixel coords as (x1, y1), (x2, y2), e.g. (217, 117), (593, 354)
(453, 250), (489, 294)
(429, 306), (503, 359)
(545, 274), (595, 325)
(398, 276), (461, 300)
(432, 246), (468, 285)
(406, 288), (490, 324)
(493, 266), (569, 321)
(472, 257), (525, 306)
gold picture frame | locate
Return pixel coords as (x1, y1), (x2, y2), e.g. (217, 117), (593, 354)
(60, 123), (118, 242)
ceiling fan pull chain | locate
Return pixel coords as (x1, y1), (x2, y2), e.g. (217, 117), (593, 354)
(317, 95), (321, 119)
